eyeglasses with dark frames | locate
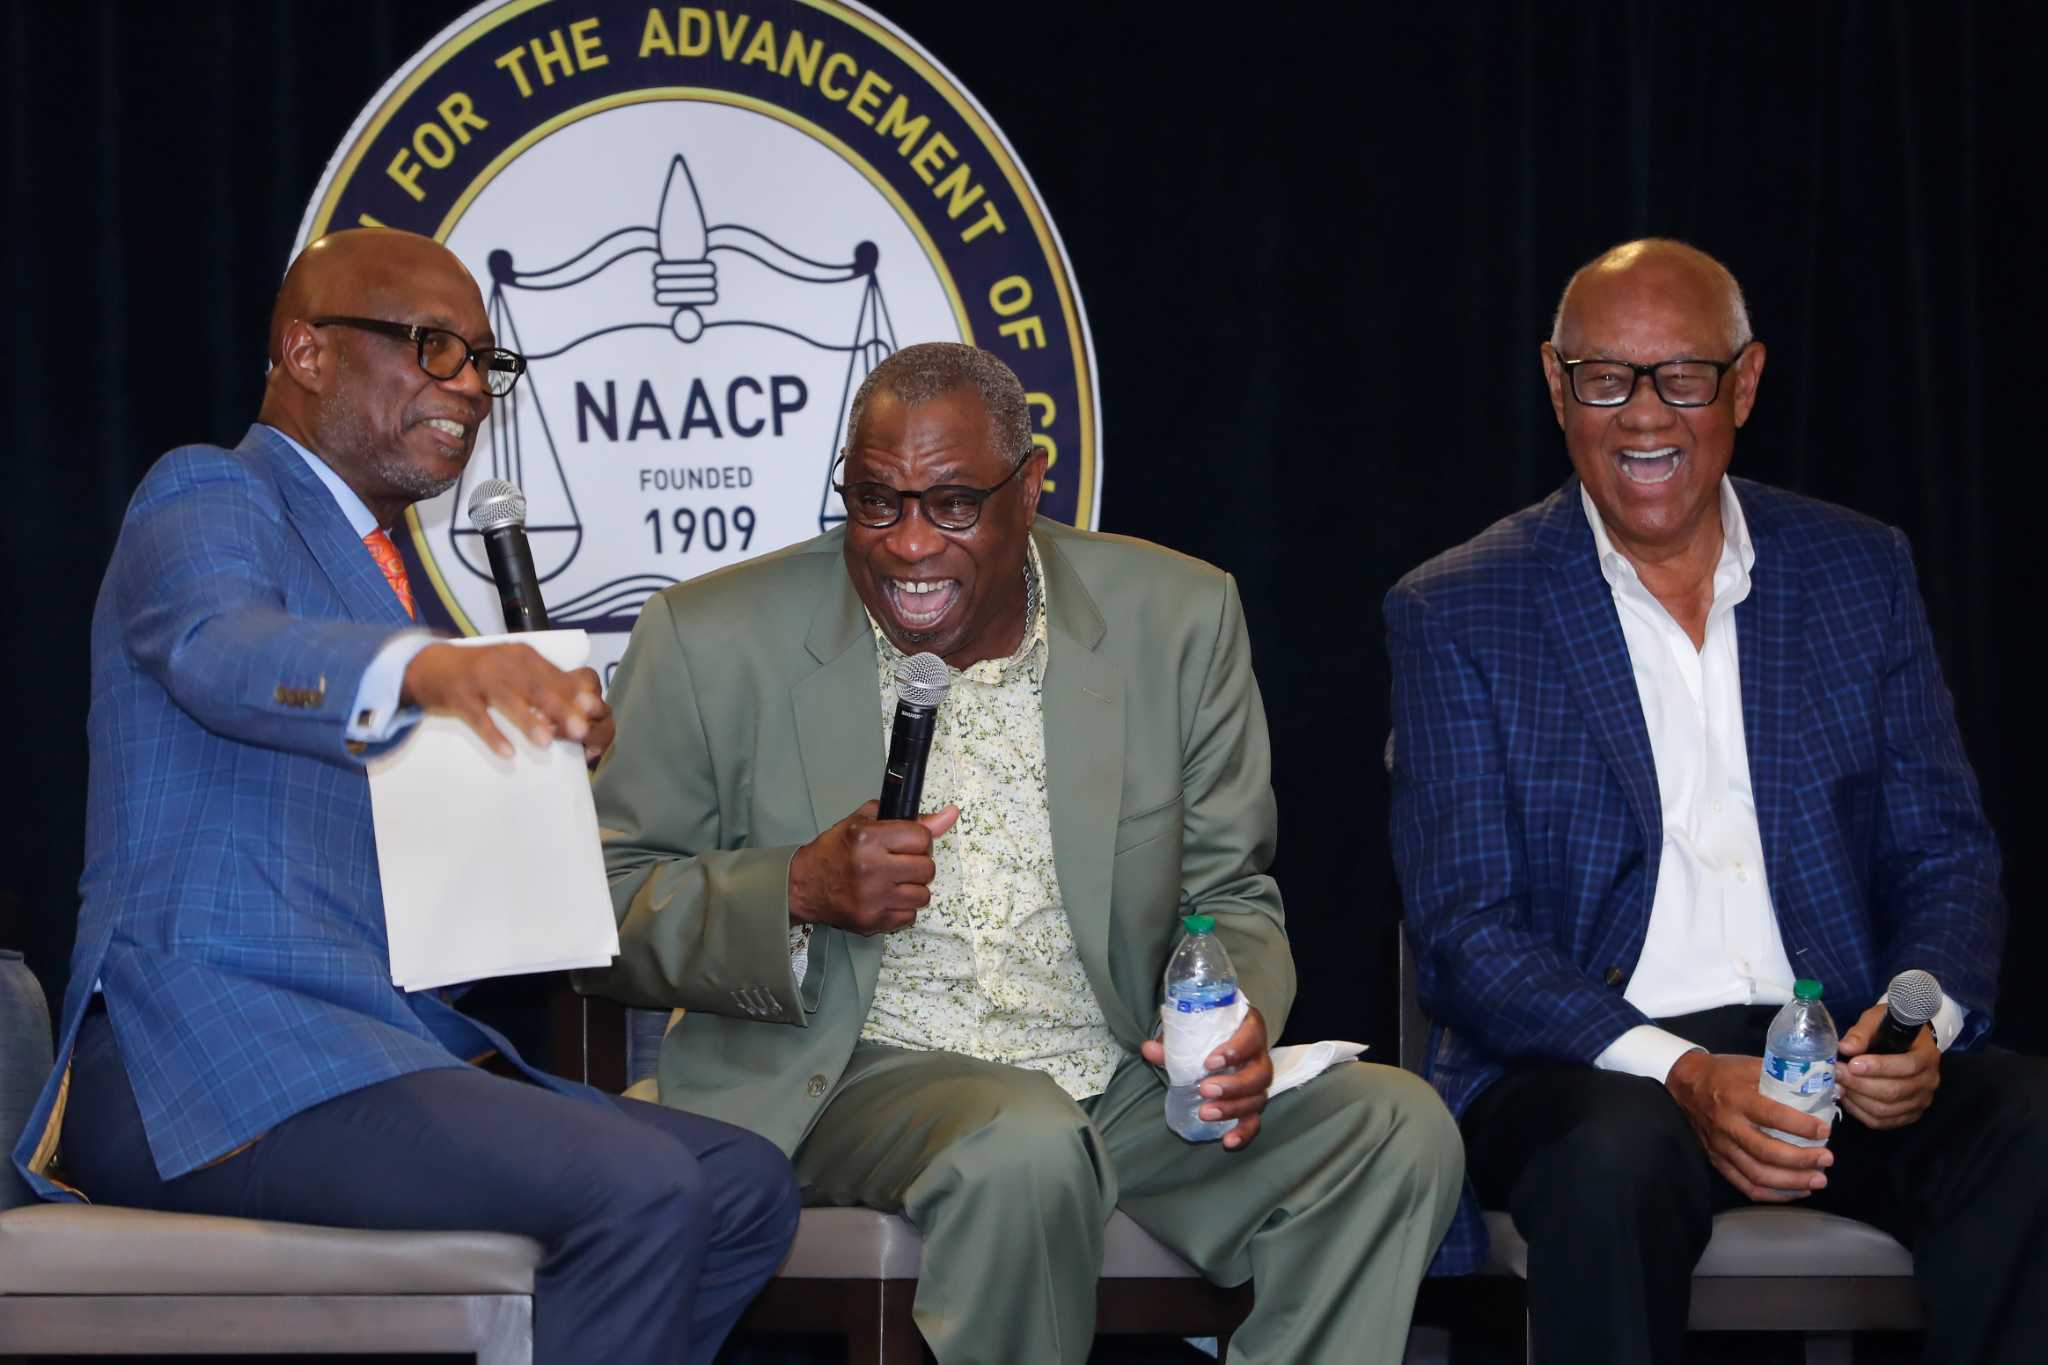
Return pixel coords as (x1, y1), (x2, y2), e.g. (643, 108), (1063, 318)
(833, 451), (1035, 531)
(1556, 340), (1752, 408)
(310, 316), (527, 397)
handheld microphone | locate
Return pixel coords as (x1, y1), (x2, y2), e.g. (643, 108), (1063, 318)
(466, 480), (550, 633)
(879, 653), (950, 821)
(1868, 969), (1942, 1054)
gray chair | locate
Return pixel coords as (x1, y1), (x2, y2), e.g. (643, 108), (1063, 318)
(1395, 927), (1923, 1364)
(617, 1003), (1253, 1364)
(0, 949), (541, 1363)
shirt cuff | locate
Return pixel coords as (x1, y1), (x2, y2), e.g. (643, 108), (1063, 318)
(1594, 1024), (1705, 1085)
(345, 630), (436, 742)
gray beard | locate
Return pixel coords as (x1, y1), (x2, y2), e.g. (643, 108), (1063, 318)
(371, 448), (459, 502)
(318, 389), (460, 502)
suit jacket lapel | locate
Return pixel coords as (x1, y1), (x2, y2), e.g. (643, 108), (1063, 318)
(252, 427), (414, 628)
(1531, 483), (1663, 883)
(791, 566), (889, 1000)
(1732, 483), (1801, 925)
(1035, 527), (1131, 1035)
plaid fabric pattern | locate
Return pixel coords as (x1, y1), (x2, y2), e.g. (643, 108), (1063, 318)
(1385, 476), (2004, 1275)
(13, 427), (599, 1199)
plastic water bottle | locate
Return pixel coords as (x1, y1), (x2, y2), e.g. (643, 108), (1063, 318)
(1759, 978), (1838, 1148)
(1162, 913), (1239, 1142)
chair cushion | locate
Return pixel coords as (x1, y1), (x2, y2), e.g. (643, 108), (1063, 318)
(0, 1204), (540, 1296)
(779, 1206), (1207, 1280)
(1479, 1206), (1913, 1280)
(1481, 1212), (1527, 1277)
(1693, 1207), (1915, 1278)
(778, 1207), (925, 1278)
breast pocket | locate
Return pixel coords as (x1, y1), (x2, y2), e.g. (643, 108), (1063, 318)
(1114, 792), (1184, 856)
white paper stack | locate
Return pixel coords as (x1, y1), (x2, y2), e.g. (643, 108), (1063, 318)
(368, 629), (620, 992)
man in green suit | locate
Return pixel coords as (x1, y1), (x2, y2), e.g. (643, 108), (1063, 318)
(581, 343), (1462, 1364)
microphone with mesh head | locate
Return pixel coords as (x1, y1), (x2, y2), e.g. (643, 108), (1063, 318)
(879, 653), (950, 821)
(466, 479), (550, 633)
(1869, 969), (1943, 1054)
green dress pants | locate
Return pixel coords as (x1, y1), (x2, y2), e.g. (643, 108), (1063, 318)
(792, 1044), (1463, 1365)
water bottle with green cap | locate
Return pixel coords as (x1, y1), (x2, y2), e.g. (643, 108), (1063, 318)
(1161, 912), (1239, 1142)
(1759, 977), (1839, 1149)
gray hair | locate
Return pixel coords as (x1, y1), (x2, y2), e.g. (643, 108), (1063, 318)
(1549, 238), (1754, 355)
(843, 342), (1033, 467)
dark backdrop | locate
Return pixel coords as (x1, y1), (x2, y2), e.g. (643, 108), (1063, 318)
(5, 1), (2042, 1062)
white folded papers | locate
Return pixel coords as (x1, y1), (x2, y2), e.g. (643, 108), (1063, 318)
(369, 629), (620, 992)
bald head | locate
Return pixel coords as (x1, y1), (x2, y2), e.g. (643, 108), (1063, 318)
(1550, 239), (1752, 357)
(267, 229), (479, 364)
(1538, 237), (1766, 578)
(260, 228), (496, 528)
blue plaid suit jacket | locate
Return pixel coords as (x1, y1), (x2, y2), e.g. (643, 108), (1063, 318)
(1385, 475), (2004, 1274)
(12, 426), (599, 1198)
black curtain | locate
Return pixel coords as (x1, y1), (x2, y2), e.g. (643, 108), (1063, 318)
(5, 1), (2041, 1060)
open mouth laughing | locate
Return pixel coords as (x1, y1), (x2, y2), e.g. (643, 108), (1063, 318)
(883, 577), (960, 630)
(1617, 446), (1683, 485)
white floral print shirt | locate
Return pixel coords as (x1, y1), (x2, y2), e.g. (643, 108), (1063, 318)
(854, 541), (1122, 1099)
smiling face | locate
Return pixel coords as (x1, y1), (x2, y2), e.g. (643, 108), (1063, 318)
(840, 385), (1044, 669)
(1541, 246), (1766, 567)
(263, 230), (494, 526)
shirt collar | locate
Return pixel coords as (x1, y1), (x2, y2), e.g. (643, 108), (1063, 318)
(868, 538), (1050, 687)
(1581, 475), (1755, 594)
(264, 424), (382, 540)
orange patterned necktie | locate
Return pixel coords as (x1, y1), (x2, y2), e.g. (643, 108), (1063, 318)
(362, 528), (416, 620)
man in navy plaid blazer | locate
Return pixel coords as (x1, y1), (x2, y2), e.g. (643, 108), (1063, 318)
(10, 229), (797, 1364)
(1388, 239), (2044, 1364)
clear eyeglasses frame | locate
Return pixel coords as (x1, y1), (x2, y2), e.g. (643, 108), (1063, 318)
(1555, 341), (1753, 408)
(832, 450), (1034, 531)
(310, 316), (527, 397)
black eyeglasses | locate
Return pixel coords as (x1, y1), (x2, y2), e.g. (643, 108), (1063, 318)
(311, 316), (526, 397)
(833, 451), (1034, 531)
(1556, 341), (1751, 408)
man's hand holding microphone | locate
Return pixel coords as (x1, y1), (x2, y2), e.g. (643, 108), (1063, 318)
(789, 650), (958, 936)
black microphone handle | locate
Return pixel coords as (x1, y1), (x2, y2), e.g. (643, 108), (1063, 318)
(1867, 1009), (1926, 1055)
(878, 702), (938, 821)
(482, 525), (550, 633)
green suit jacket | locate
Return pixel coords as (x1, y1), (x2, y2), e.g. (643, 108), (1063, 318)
(577, 519), (1293, 1155)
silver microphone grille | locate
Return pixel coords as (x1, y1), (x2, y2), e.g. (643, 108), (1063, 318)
(895, 652), (951, 711)
(466, 479), (527, 533)
(1887, 969), (1943, 1027)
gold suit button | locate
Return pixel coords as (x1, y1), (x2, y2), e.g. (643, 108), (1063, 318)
(806, 1075), (827, 1098)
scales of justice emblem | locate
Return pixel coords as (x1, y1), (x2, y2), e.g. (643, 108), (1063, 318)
(412, 104), (963, 674)
(305, 1), (1099, 680)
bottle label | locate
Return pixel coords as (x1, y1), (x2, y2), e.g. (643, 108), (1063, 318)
(1762, 1051), (1836, 1099)
(1168, 986), (1236, 1013)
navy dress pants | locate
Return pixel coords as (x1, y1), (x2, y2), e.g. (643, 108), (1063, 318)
(1462, 1003), (2048, 1365)
(63, 1007), (800, 1365)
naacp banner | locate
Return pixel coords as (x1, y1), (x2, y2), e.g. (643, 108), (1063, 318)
(297, 0), (1100, 679)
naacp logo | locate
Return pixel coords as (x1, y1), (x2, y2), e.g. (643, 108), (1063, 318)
(297, 0), (1099, 677)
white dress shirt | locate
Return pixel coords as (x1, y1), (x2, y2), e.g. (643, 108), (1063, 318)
(1583, 480), (1964, 1083)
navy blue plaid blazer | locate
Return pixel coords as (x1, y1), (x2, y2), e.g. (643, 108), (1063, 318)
(1386, 475), (2004, 1275)
(12, 426), (600, 1198)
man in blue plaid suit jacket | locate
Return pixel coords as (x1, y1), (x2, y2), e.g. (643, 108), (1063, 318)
(1389, 240), (2044, 1364)
(10, 229), (796, 1364)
